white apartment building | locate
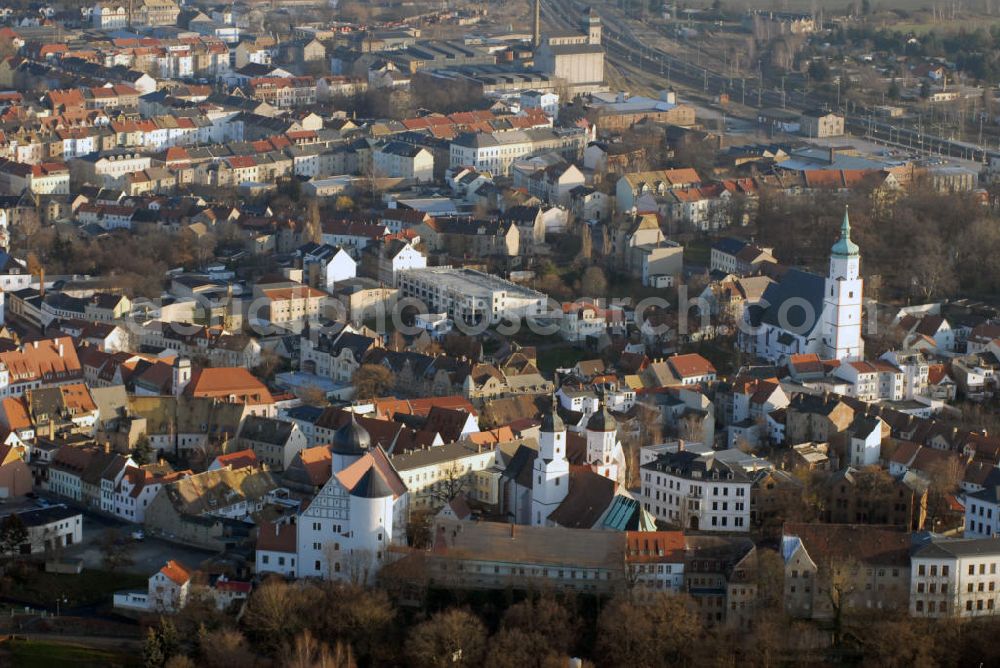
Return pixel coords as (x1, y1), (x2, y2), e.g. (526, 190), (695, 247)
(378, 240), (427, 287)
(557, 388), (598, 414)
(832, 361), (879, 402)
(964, 486), (1000, 538)
(391, 440), (500, 510)
(373, 141), (434, 183)
(92, 3), (128, 29)
(911, 538), (1000, 618)
(880, 350), (929, 400)
(449, 127), (587, 177)
(847, 415), (884, 468)
(0, 161), (71, 196)
(640, 450), (751, 532)
(397, 267), (548, 326)
(2, 505), (82, 554)
(113, 468), (188, 524)
(71, 151), (152, 189)
(626, 531), (686, 597)
(873, 360), (906, 401)
(256, 521), (297, 578)
(520, 90), (560, 117)
(559, 302), (619, 342)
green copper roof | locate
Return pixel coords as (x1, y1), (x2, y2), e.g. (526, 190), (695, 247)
(831, 206), (859, 257)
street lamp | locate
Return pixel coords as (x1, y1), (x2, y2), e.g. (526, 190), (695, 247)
(55, 595), (67, 617)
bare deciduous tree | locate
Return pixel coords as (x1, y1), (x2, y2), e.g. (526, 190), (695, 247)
(406, 609), (488, 668)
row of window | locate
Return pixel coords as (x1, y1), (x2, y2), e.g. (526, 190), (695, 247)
(260, 554), (294, 567)
(439, 562), (612, 580)
(711, 516), (745, 527)
(311, 522), (343, 532)
(917, 599), (1000, 614)
(970, 503), (995, 519)
(632, 564), (675, 574)
(923, 562), (1000, 576)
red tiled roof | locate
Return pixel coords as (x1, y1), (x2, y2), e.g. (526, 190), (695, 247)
(212, 448), (257, 470)
(256, 520), (296, 553)
(1, 396), (31, 431)
(788, 353), (824, 374)
(215, 579), (252, 593)
(261, 285), (327, 301)
(625, 530), (685, 563)
(186, 367), (273, 406)
(159, 559), (192, 585)
(467, 426), (516, 444)
(0, 337), (81, 384)
(928, 364), (951, 385)
(297, 445), (332, 486)
(848, 361), (878, 374)
(784, 523), (910, 567)
(373, 396), (476, 419)
(334, 448), (406, 499)
(667, 353), (716, 378)
(226, 155), (256, 169)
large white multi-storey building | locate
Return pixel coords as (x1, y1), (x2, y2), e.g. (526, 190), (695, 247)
(449, 127), (588, 176)
(640, 449), (751, 532)
(397, 267), (548, 326)
(911, 538), (1000, 618)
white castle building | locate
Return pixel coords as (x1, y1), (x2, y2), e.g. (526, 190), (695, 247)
(741, 207), (864, 363)
(296, 414), (408, 582)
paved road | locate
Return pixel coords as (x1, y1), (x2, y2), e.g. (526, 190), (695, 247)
(64, 514), (217, 575)
(25, 494), (217, 576)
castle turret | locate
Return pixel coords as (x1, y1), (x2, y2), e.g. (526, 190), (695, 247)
(531, 396), (569, 526)
(331, 411), (371, 473)
(586, 400), (617, 466)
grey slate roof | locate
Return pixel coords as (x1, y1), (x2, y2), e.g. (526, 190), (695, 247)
(913, 537), (1000, 559)
(751, 268), (826, 335)
(712, 237), (749, 255)
(350, 466), (395, 498)
(239, 416), (295, 446)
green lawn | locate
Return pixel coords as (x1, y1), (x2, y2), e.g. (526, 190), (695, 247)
(687, 339), (743, 376)
(683, 237), (712, 267)
(606, 274), (671, 301)
(5, 639), (139, 668)
(537, 346), (592, 374)
(3, 569), (147, 609)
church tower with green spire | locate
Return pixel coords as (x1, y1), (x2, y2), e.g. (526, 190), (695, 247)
(823, 206), (864, 360)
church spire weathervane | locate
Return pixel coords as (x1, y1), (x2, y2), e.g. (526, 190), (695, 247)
(831, 205), (859, 257)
